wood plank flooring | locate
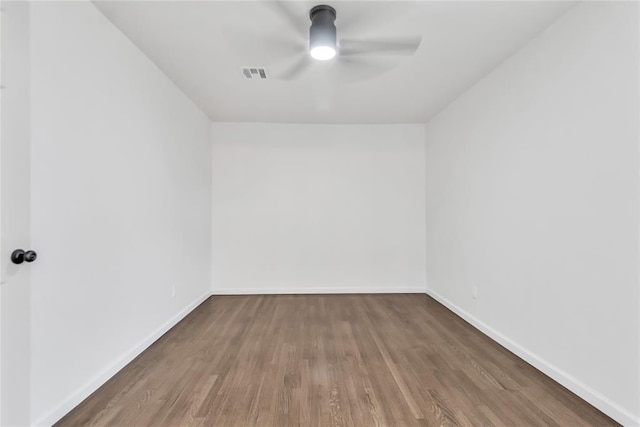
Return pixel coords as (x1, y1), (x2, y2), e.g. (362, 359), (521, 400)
(56, 294), (618, 426)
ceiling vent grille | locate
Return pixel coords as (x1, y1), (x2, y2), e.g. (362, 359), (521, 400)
(240, 66), (267, 80)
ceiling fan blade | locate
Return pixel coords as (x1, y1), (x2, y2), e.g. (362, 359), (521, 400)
(338, 2), (419, 36)
(338, 37), (422, 57)
(277, 55), (313, 81)
(331, 56), (397, 84)
(222, 26), (303, 62)
(262, 1), (308, 39)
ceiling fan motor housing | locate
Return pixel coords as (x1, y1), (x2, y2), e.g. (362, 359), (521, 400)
(309, 5), (337, 51)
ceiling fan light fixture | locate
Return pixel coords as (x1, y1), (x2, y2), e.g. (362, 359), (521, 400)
(310, 45), (336, 60)
(309, 5), (337, 60)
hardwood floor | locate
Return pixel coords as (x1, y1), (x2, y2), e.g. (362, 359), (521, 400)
(56, 294), (618, 426)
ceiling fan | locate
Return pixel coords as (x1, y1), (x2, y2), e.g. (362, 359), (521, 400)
(225, 2), (422, 82)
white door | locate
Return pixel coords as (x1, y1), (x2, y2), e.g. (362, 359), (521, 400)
(0, 2), (32, 426)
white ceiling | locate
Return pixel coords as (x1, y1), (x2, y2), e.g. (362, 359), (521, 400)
(93, 1), (574, 124)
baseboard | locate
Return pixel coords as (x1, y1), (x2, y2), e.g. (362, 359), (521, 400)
(212, 286), (426, 295)
(425, 288), (640, 427)
(35, 288), (636, 426)
(33, 291), (211, 427)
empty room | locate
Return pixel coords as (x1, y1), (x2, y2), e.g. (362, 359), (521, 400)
(1, 0), (638, 426)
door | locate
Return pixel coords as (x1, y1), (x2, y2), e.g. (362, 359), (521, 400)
(0, 2), (32, 425)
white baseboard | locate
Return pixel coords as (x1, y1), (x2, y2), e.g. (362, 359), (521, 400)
(35, 288), (636, 426)
(212, 286), (426, 295)
(425, 288), (640, 427)
(33, 292), (211, 427)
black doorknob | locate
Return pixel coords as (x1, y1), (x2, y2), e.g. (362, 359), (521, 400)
(24, 250), (37, 263)
(11, 249), (37, 265)
(11, 249), (24, 264)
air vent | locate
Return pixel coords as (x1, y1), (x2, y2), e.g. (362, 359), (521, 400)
(240, 66), (267, 80)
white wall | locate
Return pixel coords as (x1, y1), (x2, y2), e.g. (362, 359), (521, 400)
(29, 3), (212, 425)
(212, 123), (426, 294)
(424, 2), (639, 425)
